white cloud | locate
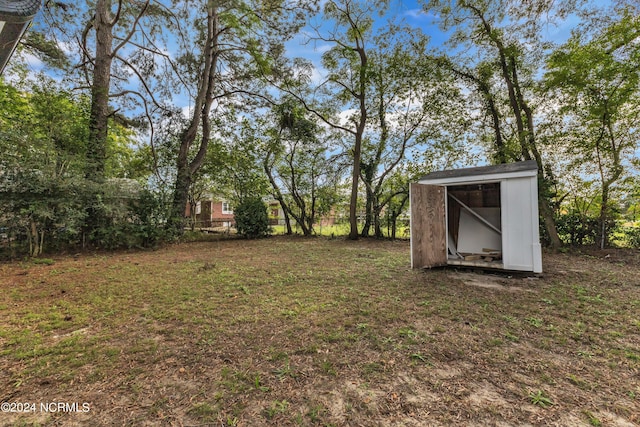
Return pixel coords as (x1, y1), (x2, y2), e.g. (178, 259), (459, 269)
(337, 108), (358, 127)
(309, 64), (326, 85)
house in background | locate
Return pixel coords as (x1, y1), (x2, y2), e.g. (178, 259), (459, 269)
(267, 200), (339, 228)
(266, 200), (283, 226)
(185, 196), (234, 229)
(187, 196), (341, 232)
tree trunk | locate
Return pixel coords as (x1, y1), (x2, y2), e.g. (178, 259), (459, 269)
(387, 211), (396, 240)
(373, 202), (383, 238)
(283, 206), (292, 235)
(84, 0), (115, 243)
(539, 194), (561, 250)
(486, 94), (506, 163)
(361, 182), (374, 237)
(484, 12), (561, 249)
(349, 139), (362, 240)
(29, 218), (42, 257)
(168, 4), (220, 236)
(348, 33), (368, 241)
(86, 0), (114, 183)
(168, 159), (192, 235)
(275, 195), (293, 235)
(390, 213), (397, 240)
(392, 194), (409, 240)
(599, 186), (609, 249)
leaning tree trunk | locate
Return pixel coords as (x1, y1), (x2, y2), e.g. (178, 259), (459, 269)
(167, 4), (219, 236)
(283, 206), (292, 235)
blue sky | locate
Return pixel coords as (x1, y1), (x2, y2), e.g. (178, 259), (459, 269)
(17, 0), (591, 101)
(282, 0), (585, 90)
(17, 0), (604, 80)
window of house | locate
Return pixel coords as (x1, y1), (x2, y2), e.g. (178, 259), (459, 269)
(195, 201), (201, 215)
(222, 202), (233, 214)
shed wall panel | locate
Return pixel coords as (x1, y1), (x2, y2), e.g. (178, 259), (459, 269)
(501, 177), (536, 271)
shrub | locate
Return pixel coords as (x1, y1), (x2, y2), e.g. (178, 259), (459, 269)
(91, 186), (170, 250)
(624, 226), (640, 249)
(556, 211), (599, 246)
(127, 189), (171, 248)
(235, 198), (269, 238)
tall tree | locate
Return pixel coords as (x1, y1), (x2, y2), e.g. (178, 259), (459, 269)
(360, 26), (456, 237)
(545, 9), (640, 248)
(274, 0), (385, 239)
(165, 0), (313, 235)
(425, 0), (570, 248)
(72, 0), (179, 242)
(317, 0), (372, 239)
(262, 98), (338, 236)
(79, 0), (158, 182)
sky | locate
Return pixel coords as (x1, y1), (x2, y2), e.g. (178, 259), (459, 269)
(280, 0), (590, 92)
(16, 0), (594, 103)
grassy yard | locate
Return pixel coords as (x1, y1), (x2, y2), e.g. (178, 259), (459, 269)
(0, 237), (639, 426)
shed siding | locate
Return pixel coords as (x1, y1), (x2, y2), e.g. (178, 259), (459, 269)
(501, 177), (539, 272)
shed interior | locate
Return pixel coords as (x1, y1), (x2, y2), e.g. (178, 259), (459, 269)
(446, 182), (503, 267)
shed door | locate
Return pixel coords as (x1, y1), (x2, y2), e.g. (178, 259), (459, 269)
(410, 183), (447, 269)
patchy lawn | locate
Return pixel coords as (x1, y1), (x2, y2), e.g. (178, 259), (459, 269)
(0, 237), (639, 426)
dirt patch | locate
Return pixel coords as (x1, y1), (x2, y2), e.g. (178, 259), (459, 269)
(448, 271), (536, 292)
(467, 381), (510, 408)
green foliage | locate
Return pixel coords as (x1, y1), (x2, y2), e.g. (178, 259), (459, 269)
(20, 31), (70, 69)
(0, 78), (165, 256)
(528, 390), (554, 408)
(234, 198), (269, 239)
(0, 163), (88, 258)
(556, 210), (599, 246)
(544, 9), (640, 247)
(89, 186), (171, 250)
(623, 226), (640, 249)
(257, 99), (340, 236)
(128, 189), (172, 247)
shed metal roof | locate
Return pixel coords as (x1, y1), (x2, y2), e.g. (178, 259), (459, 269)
(0, 0), (42, 74)
(0, 0), (41, 19)
(419, 160), (538, 182)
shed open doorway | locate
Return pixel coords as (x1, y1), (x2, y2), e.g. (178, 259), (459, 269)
(446, 182), (502, 267)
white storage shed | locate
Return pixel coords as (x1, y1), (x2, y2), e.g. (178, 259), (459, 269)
(410, 160), (543, 273)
